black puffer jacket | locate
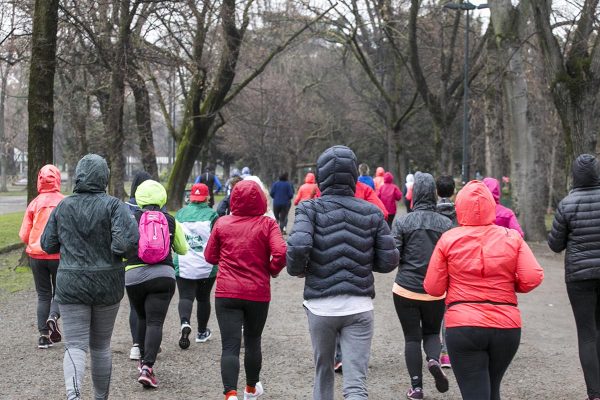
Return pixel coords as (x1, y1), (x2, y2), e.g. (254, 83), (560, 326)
(392, 172), (453, 293)
(548, 154), (600, 282)
(286, 145), (399, 300)
(41, 154), (139, 305)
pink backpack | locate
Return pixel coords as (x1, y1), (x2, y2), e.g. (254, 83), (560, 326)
(138, 210), (171, 264)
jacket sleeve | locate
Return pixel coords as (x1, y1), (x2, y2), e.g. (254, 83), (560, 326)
(391, 217), (404, 257)
(394, 186), (403, 201)
(366, 189), (389, 220)
(508, 212), (524, 237)
(372, 216), (399, 273)
(293, 187), (301, 206)
(40, 207), (60, 254)
(110, 201), (139, 256)
(267, 219), (287, 276)
(287, 183), (294, 200)
(424, 239), (449, 297)
(217, 196), (229, 217)
(315, 186), (321, 197)
(286, 203), (313, 276)
(172, 221), (189, 255)
(204, 221), (220, 265)
(214, 176), (222, 192)
(515, 239), (544, 293)
(19, 201), (35, 244)
(548, 203), (568, 253)
(269, 183), (276, 199)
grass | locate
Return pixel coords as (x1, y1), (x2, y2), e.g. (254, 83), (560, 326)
(0, 212), (24, 249)
(0, 249), (32, 296)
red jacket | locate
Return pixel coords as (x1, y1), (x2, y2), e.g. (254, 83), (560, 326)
(19, 165), (65, 260)
(205, 180), (286, 302)
(424, 180), (543, 329)
(294, 173), (320, 205)
(355, 181), (389, 220)
(376, 172), (402, 215)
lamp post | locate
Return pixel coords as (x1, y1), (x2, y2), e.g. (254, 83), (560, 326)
(443, 1), (488, 184)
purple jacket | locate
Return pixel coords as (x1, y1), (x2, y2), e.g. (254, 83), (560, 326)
(482, 177), (524, 237)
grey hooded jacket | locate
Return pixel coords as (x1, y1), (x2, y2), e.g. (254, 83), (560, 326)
(286, 145), (399, 300)
(392, 172), (453, 293)
(41, 154), (139, 306)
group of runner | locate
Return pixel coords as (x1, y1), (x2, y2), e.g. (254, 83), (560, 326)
(17, 148), (600, 400)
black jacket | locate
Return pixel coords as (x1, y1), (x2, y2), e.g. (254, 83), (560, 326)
(392, 172), (453, 293)
(548, 154), (600, 282)
(286, 145), (399, 300)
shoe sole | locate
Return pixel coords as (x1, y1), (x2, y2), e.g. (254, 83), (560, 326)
(38, 343), (52, 349)
(195, 332), (212, 343)
(440, 364), (451, 369)
(47, 319), (62, 343)
(429, 363), (449, 393)
(179, 326), (191, 349)
(138, 376), (158, 388)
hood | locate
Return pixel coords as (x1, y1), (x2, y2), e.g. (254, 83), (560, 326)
(316, 145), (358, 196)
(482, 177), (501, 204)
(130, 170), (152, 199)
(304, 173), (316, 184)
(135, 180), (167, 208)
(572, 154), (600, 188)
(74, 154), (109, 193)
(376, 167), (385, 177)
(230, 180), (267, 216)
(411, 172), (437, 211)
(231, 168), (241, 177)
(406, 173), (414, 185)
(241, 166), (251, 176)
(383, 172), (394, 184)
(455, 180), (496, 226)
(37, 164), (61, 194)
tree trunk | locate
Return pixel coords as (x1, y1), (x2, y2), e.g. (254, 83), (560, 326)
(27, 0), (59, 202)
(483, 41), (505, 181)
(129, 69), (158, 179)
(0, 66), (10, 192)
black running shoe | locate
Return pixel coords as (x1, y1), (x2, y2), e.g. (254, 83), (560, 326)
(427, 359), (449, 393)
(38, 335), (52, 349)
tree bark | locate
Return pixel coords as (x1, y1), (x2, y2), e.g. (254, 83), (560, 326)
(0, 66), (10, 192)
(27, 0), (59, 202)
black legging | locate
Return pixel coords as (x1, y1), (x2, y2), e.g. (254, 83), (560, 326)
(393, 293), (445, 388)
(126, 277), (175, 367)
(567, 279), (600, 399)
(446, 326), (520, 400)
(215, 297), (269, 394)
(176, 276), (216, 332)
(272, 204), (290, 232)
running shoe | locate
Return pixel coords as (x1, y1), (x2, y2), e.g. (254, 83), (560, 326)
(46, 315), (62, 343)
(440, 353), (451, 368)
(179, 323), (192, 349)
(196, 328), (212, 343)
(224, 390), (238, 400)
(138, 365), (158, 388)
(406, 387), (423, 400)
(244, 382), (264, 400)
(38, 335), (52, 349)
(334, 361), (343, 373)
(129, 344), (141, 360)
(427, 359), (449, 393)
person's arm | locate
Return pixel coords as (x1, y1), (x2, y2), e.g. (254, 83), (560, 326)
(424, 239), (449, 297)
(194, 175), (200, 184)
(217, 196), (229, 217)
(19, 201), (35, 244)
(394, 186), (403, 201)
(286, 203), (314, 276)
(372, 216), (399, 273)
(267, 219), (287, 276)
(110, 201), (139, 255)
(293, 186), (302, 206)
(287, 182), (294, 201)
(40, 207), (60, 254)
(270, 182), (276, 199)
(515, 239), (544, 293)
(507, 211), (524, 237)
(214, 176), (222, 193)
(391, 217), (404, 257)
(548, 202), (568, 253)
(204, 221), (221, 265)
(315, 186), (321, 198)
(172, 220), (189, 255)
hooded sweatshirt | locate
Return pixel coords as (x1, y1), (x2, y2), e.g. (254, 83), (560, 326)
(20, 165), (65, 259)
(425, 180), (543, 328)
(549, 154), (600, 282)
(373, 167), (385, 191)
(482, 177), (524, 237)
(40, 154), (139, 306)
(377, 172), (403, 215)
(204, 180), (287, 302)
(294, 172), (321, 205)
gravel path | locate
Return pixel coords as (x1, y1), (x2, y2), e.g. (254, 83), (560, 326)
(0, 242), (584, 399)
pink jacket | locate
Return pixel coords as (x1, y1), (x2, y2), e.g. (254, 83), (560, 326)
(376, 172), (402, 215)
(482, 177), (524, 237)
(19, 165), (65, 259)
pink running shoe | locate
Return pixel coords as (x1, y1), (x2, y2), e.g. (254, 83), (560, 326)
(406, 387), (423, 400)
(440, 353), (451, 368)
(138, 366), (158, 388)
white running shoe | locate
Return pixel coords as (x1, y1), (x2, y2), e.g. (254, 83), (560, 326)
(244, 382), (264, 399)
(129, 345), (141, 360)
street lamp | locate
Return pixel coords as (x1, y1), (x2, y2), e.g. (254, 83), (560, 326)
(443, 1), (488, 184)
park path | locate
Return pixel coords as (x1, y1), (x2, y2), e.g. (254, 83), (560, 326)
(0, 194), (26, 215)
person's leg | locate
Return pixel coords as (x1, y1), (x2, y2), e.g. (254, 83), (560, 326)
(567, 280), (600, 398)
(60, 303), (92, 400)
(141, 278), (176, 367)
(48, 260), (60, 318)
(176, 277), (195, 325)
(126, 283), (148, 359)
(30, 258), (52, 335)
(281, 205), (290, 232)
(306, 308), (340, 400)
(88, 303), (120, 400)
(488, 328), (521, 400)
(196, 277), (216, 334)
(241, 300), (270, 388)
(393, 293), (424, 390)
(272, 204), (282, 226)
(339, 311), (374, 400)
(128, 303), (138, 344)
(216, 297), (245, 395)
(387, 214), (395, 229)
(420, 299), (448, 393)
(446, 326), (491, 400)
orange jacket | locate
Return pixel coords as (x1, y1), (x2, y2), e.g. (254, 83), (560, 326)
(355, 181), (388, 220)
(19, 165), (65, 259)
(294, 173), (320, 205)
(424, 181), (543, 329)
(373, 167), (385, 191)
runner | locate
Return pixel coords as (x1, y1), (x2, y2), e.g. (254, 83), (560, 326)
(19, 164), (65, 349)
(373, 167), (385, 191)
(377, 172), (403, 228)
(205, 179), (286, 400)
(482, 177), (524, 237)
(293, 172), (320, 205)
(174, 183), (219, 349)
(269, 172), (294, 235)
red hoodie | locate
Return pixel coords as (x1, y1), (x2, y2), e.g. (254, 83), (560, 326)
(376, 172), (403, 215)
(424, 181), (543, 329)
(19, 165), (65, 260)
(205, 180), (287, 302)
(294, 173), (320, 205)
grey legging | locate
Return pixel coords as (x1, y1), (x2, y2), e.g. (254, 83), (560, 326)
(60, 303), (120, 400)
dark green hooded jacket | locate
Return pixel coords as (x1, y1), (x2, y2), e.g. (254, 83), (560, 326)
(41, 154), (139, 305)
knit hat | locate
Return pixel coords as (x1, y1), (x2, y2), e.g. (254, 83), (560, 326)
(190, 183), (209, 202)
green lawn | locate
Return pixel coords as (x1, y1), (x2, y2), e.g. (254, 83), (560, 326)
(0, 250), (32, 296)
(0, 212), (23, 249)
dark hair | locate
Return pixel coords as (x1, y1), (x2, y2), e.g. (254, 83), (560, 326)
(230, 176), (243, 188)
(436, 175), (455, 198)
(279, 172), (288, 181)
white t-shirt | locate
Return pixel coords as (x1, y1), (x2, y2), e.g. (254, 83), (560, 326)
(303, 295), (374, 317)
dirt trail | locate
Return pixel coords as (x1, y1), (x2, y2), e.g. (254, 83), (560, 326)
(0, 242), (583, 399)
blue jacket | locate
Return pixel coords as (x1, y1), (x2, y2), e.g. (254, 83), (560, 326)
(270, 180), (294, 207)
(358, 175), (375, 189)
